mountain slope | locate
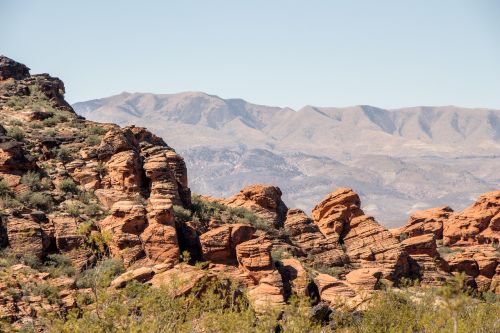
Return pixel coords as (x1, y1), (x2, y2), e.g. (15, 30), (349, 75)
(73, 92), (500, 227)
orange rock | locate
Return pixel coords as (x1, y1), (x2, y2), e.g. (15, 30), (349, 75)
(279, 258), (308, 297)
(106, 150), (142, 193)
(284, 208), (346, 266)
(397, 206), (453, 239)
(52, 215), (95, 270)
(401, 233), (437, 256)
(236, 236), (274, 282)
(443, 190), (500, 246)
(312, 188), (363, 242)
(99, 201), (147, 266)
(5, 216), (44, 258)
(224, 184), (288, 227)
(199, 224), (255, 263)
(248, 270), (285, 312)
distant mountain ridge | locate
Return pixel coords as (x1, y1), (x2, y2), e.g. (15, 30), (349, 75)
(73, 92), (500, 227)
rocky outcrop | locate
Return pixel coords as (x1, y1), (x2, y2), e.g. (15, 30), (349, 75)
(0, 56), (30, 81)
(99, 201), (147, 266)
(394, 206), (453, 239)
(223, 184), (288, 227)
(236, 236), (274, 283)
(52, 215), (95, 270)
(5, 215), (45, 258)
(443, 191), (500, 246)
(312, 188), (363, 242)
(248, 270), (286, 312)
(199, 224), (255, 263)
(311, 188), (408, 282)
(284, 208), (346, 266)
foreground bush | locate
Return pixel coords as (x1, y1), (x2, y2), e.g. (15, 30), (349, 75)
(38, 274), (500, 333)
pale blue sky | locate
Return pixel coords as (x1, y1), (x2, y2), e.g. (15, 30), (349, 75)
(1, 0), (499, 109)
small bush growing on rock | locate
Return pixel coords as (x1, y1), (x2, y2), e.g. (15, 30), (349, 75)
(44, 254), (76, 277)
(66, 202), (81, 217)
(31, 282), (60, 304)
(87, 126), (108, 136)
(0, 179), (12, 197)
(19, 191), (53, 210)
(85, 134), (101, 146)
(271, 248), (291, 263)
(84, 202), (103, 218)
(6, 126), (25, 141)
(173, 205), (192, 222)
(0, 195), (21, 209)
(42, 116), (58, 127)
(54, 147), (74, 163)
(75, 258), (124, 290)
(21, 171), (45, 191)
(5, 96), (28, 110)
(59, 178), (78, 194)
(95, 161), (107, 177)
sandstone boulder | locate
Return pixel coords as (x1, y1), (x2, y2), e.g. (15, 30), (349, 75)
(5, 216), (44, 258)
(236, 236), (274, 282)
(284, 208), (346, 266)
(401, 233), (437, 256)
(224, 184), (288, 227)
(396, 206), (453, 239)
(199, 224), (255, 263)
(312, 188), (363, 242)
(248, 270), (285, 312)
(99, 201), (147, 266)
(443, 191), (500, 246)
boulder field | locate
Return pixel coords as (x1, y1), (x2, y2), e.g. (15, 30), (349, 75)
(0, 56), (499, 327)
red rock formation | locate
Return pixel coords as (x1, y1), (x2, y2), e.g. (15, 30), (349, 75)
(223, 184), (288, 227)
(284, 208), (346, 266)
(311, 187), (363, 242)
(443, 191), (500, 246)
(199, 224), (255, 263)
(395, 206), (453, 239)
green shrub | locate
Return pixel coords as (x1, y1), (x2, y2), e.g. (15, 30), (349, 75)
(87, 126), (108, 136)
(0, 179), (12, 197)
(66, 202), (81, 217)
(84, 202), (103, 217)
(21, 171), (43, 191)
(75, 258), (124, 290)
(173, 205), (192, 222)
(95, 161), (107, 177)
(85, 134), (101, 146)
(0, 195), (21, 209)
(59, 178), (78, 194)
(43, 254), (76, 277)
(7, 126), (25, 141)
(31, 282), (60, 304)
(54, 147), (74, 163)
(42, 117), (58, 127)
(19, 191), (53, 210)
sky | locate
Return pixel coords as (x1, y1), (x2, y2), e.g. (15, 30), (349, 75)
(1, 0), (499, 110)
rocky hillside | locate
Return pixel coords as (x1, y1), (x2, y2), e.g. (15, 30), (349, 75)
(1, 56), (499, 331)
(73, 92), (500, 227)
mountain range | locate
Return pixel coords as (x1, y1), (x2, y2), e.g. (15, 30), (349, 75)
(73, 92), (500, 227)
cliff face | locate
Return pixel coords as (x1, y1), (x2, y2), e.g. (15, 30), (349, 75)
(0, 56), (499, 329)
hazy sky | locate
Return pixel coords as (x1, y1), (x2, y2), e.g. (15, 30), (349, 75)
(1, 0), (499, 109)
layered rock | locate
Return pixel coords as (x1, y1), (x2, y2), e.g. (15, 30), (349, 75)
(443, 190), (500, 246)
(223, 184), (288, 227)
(311, 188), (408, 282)
(311, 187), (363, 242)
(199, 224), (255, 263)
(99, 201), (147, 266)
(284, 208), (346, 266)
(394, 206), (453, 239)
